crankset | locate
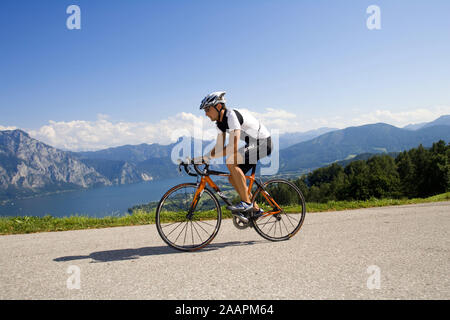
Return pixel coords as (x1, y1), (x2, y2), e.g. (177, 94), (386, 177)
(232, 215), (250, 229)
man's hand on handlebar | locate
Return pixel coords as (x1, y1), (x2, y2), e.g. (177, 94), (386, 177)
(177, 156), (210, 176)
(192, 155), (211, 164)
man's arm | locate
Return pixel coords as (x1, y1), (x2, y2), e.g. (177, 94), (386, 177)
(194, 130), (241, 163)
(208, 132), (226, 159)
(193, 132), (225, 163)
(208, 130), (240, 161)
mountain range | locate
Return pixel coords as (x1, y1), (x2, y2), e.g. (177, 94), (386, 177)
(403, 115), (450, 131)
(0, 130), (110, 200)
(278, 127), (338, 149)
(1, 115), (449, 201)
(280, 121), (450, 172)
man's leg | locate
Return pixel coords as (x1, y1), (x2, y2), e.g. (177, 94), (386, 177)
(227, 163), (251, 203)
(228, 167), (261, 211)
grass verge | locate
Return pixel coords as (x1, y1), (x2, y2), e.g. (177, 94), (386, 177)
(0, 192), (449, 235)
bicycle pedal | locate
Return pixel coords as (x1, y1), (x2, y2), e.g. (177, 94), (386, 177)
(232, 215), (250, 229)
(231, 212), (249, 224)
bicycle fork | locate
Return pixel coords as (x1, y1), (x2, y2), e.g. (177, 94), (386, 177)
(186, 179), (206, 220)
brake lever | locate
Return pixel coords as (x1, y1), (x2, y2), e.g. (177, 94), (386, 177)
(193, 160), (209, 176)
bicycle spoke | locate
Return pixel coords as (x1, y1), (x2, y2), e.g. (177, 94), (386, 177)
(165, 221), (184, 237)
(156, 184), (221, 251)
(280, 216), (290, 234)
(273, 219), (277, 237)
(282, 213), (298, 229)
(258, 216), (276, 230)
(266, 218), (276, 235)
(162, 221), (182, 229)
(196, 220), (215, 227)
(183, 221), (189, 246)
(252, 179), (306, 241)
(279, 220), (283, 237)
(191, 221), (204, 243)
(193, 220), (211, 235)
(174, 222), (188, 244)
(190, 221), (194, 247)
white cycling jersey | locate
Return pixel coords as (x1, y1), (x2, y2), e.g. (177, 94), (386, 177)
(216, 108), (271, 141)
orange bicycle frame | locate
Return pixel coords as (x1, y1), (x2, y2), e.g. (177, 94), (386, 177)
(189, 171), (283, 217)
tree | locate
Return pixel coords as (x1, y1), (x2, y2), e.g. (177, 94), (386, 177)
(396, 151), (416, 197)
(426, 140), (450, 195)
(293, 176), (309, 200)
(342, 160), (371, 200)
(307, 163), (344, 187)
(366, 155), (401, 199)
(397, 141), (449, 197)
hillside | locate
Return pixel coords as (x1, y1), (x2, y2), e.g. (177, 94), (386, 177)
(403, 115), (450, 131)
(279, 127), (338, 149)
(0, 130), (110, 200)
(279, 123), (450, 172)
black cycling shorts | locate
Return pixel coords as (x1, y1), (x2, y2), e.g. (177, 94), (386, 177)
(237, 136), (272, 174)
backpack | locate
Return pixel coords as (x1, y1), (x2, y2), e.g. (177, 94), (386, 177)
(216, 109), (243, 133)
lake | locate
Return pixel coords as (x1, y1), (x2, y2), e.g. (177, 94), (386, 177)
(0, 176), (201, 218)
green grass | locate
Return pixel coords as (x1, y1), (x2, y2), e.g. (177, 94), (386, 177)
(1, 192), (449, 235)
(305, 192), (450, 212)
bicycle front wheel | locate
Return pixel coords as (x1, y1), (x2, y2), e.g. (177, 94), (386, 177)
(251, 179), (306, 241)
(155, 183), (221, 251)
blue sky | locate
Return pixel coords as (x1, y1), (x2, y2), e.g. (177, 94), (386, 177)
(1, 0), (450, 150)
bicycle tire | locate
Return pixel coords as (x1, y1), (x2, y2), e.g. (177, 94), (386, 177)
(251, 179), (306, 241)
(155, 183), (222, 251)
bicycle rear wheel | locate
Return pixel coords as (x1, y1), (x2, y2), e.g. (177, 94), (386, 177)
(251, 179), (306, 241)
(155, 183), (221, 251)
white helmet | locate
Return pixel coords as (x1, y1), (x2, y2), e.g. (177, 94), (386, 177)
(199, 91), (226, 110)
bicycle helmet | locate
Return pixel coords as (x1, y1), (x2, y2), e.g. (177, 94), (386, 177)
(199, 91), (226, 110)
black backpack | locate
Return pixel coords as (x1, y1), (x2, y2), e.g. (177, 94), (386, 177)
(216, 109), (243, 133)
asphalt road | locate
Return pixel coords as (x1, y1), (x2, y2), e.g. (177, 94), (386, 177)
(0, 201), (449, 299)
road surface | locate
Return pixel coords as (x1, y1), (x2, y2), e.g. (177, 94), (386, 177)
(0, 201), (449, 299)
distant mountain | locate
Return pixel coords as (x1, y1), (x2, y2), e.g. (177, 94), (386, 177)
(75, 143), (173, 162)
(403, 122), (427, 130)
(279, 127), (338, 149)
(73, 137), (212, 181)
(279, 123), (450, 172)
(0, 130), (111, 200)
(78, 158), (151, 185)
(74, 143), (178, 183)
(422, 115), (450, 128)
(0, 131), (219, 201)
(74, 137), (211, 162)
(403, 114), (450, 130)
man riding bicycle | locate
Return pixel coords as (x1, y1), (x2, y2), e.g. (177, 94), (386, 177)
(193, 91), (273, 223)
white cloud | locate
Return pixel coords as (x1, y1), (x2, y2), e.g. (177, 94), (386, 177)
(0, 125), (18, 131)
(27, 113), (218, 151)
(244, 108), (303, 134)
(96, 113), (110, 120)
(308, 105), (450, 130)
(25, 108), (307, 151)
(6, 105), (449, 151)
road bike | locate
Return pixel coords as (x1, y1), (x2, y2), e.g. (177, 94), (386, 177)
(155, 159), (306, 251)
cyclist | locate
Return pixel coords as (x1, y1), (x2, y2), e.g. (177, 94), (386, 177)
(194, 91), (272, 223)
